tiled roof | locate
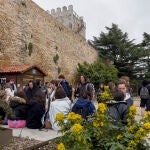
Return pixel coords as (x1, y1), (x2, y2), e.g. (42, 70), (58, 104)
(0, 64), (46, 75)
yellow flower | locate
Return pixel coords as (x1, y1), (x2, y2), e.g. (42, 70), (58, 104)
(139, 127), (144, 133)
(101, 91), (111, 100)
(72, 123), (83, 135)
(144, 122), (150, 130)
(100, 122), (104, 127)
(144, 111), (150, 119)
(129, 106), (136, 117)
(83, 139), (86, 144)
(67, 112), (75, 119)
(126, 147), (131, 150)
(57, 142), (65, 150)
(67, 112), (82, 120)
(128, 140), (137, 147)
(74, 114), (82, 120)
(117, 134), (123, 140)
(93, 121), (99, 127)
(56, 113), (64, 121)
(104, 85), (109, 91)
(98, 103), (107, 113)
(128, 126), (134, 132)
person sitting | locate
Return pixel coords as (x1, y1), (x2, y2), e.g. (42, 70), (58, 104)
(9, 91), (28, 120)
(26, 93), (45, 129)
(72, 89), (96, 119)
(49, 86), (71, 130)
(107, 90), (128, 125)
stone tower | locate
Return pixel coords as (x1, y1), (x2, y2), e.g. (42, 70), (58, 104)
(50, 5), (86, 38)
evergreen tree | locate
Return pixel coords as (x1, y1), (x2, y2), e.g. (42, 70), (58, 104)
(89, 23), (144, 79)
(141, 32), (150, 78)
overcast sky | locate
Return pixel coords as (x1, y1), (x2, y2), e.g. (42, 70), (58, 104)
(32, 0), (150, 43)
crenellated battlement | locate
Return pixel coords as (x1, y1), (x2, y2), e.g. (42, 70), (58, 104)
(50, 5), (86, 38)
(51, 5), (73, 15)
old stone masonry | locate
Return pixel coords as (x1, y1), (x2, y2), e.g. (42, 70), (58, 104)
(0, 0), (98, 81)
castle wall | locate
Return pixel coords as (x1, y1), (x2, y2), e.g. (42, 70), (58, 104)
(0, 0), (98, 82)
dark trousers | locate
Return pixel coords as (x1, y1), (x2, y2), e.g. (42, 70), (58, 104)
(0, 107), (6, 120)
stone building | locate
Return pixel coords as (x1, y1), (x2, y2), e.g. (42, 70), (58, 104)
(0, 0), (98, 83)
(50, 5), (86, 38)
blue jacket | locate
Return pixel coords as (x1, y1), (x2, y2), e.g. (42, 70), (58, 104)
(72, 98), (96, 115)
(60, 80), (71, 99)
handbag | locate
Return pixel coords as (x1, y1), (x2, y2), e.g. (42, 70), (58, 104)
(8, 117), (26, 128)
(43, 97), (52, 129)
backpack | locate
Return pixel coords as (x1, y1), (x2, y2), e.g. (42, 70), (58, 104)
(86, 83), (95, 100)
(62, 81), (72, 99)
(140, 86), (149, 99)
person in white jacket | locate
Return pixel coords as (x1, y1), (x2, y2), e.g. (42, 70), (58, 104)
(49, 86), (71, 130)
(5, 82), (14, 103)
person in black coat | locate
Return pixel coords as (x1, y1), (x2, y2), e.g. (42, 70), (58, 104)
(138, 80), (150, 116)
(9, 91), (28, 120)
(117, 80), (133, 109)
(25, 80), (40, 102)
(26, 92), (45, 129)
(107, 90), (128, 125)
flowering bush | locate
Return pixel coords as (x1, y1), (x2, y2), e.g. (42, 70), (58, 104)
(0, 90), (14, 119)
(56, 104), (150, 150)
(97, 86), (113, 103)
(0, 90), (6, 100)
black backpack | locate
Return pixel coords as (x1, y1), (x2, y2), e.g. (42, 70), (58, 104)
(140, 86), (149, 99)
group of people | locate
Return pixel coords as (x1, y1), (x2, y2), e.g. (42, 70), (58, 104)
(0, 75), (95, 130)
(0, 74), (149, 130)
(97, 76), (133, 124)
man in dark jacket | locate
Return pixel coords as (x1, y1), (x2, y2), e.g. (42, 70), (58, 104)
(58, 75), (72, 99)
(138, 80), (150, 116)
(107, 90), (128, 125)
(117, 80), (133, 109)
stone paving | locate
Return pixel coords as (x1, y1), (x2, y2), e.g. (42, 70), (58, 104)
(0, 125), (60, 141)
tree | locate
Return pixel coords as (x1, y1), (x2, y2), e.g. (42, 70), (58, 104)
(76, 59), (118, 88)
(141, 32), (150, 78)
(89, 23), (144, 79)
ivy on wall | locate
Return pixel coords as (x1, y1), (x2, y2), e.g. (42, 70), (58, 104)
(53, 54), (59, 64)
(25, 42), (33, 56)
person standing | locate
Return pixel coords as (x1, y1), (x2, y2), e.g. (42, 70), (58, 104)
(117, 80), (133, 109)
(138, 80), (150, 116)
(25, 80), (40, 102)
(77, 75), (95, 101)
(58, 75), (72, 99)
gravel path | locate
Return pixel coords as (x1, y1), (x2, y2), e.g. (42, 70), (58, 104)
(1, 137), (42, 150)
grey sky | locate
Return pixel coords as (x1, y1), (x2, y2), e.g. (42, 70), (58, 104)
(32, 0), (150, 43)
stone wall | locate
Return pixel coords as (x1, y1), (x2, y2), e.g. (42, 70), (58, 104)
(0, 0), (98, 82)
